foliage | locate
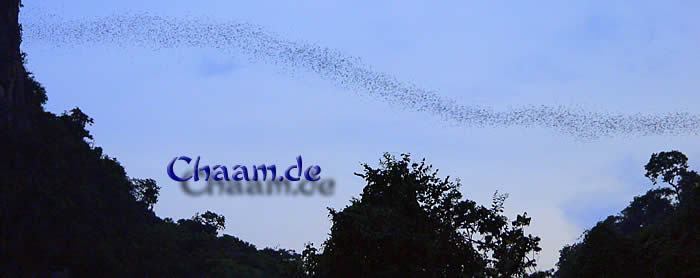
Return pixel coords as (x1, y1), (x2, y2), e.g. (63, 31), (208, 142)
(555, 150), (700, 277)
(308, 154), (541, 277)
(130, 178), (160, 210)
(0, 52), (303, 278)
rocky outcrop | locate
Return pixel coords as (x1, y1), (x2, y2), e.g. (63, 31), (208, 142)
(0, 0), (27, 128)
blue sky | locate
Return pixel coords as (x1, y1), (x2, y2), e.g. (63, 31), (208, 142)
(20, 0), (700, 269)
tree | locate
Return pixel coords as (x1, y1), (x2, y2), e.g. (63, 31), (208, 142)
(555, 150), (700, 277)
(130, 178), (160, 210)
(194, 210), (226, 235)
(301, 243), (320, 277)
(311, 153), (541, 277)
(0, 4), (306, 275)
(59, 107), (94, 140)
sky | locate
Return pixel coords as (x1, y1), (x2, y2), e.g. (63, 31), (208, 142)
(20, 0), (700, 270)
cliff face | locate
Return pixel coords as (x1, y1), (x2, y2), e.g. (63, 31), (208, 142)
(0, 3), (305, 276)
(0, 0), (28, 128)
(0, 0), (24, 125)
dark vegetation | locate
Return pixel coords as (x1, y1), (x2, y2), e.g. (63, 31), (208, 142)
(1, 1), (699, 277)
(553, 150), (700, 277)
(0, 1), (298, 276)
(1, 1), (541, 276)
(303, 154), (541, 277)
(0, 85), (304, 276)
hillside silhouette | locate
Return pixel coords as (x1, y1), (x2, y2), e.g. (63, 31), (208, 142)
(1, 1), (302, 276)
(1, 2), (541, 276)
(2, 1), (699, 277)
(554, 150), (700, 277)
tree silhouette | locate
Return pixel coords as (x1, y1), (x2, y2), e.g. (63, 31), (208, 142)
(308, 153), (541, 277)
(130, 178), (160, 210)
(555, 150), (700, 277)
(1, 2), (305, 276)
(193, 210), (226, 234)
